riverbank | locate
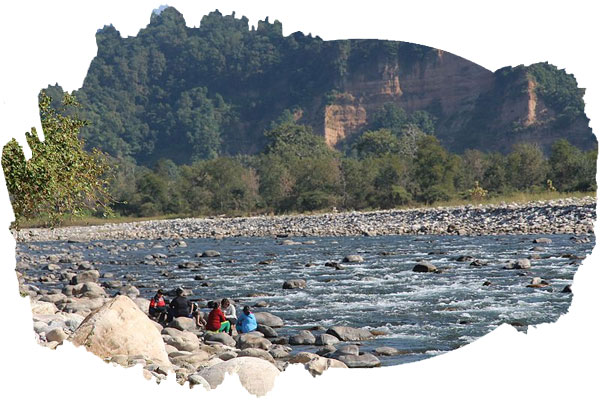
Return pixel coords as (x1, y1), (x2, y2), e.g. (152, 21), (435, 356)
(13, 196), (597, 242)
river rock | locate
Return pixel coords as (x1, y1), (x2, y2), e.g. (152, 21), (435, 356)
(533, 238), (552, 244)
(507, 259), (531, 270)
(205, 332), (236, 347)
(71, 282), (107, 298)
(162, 328), (200, 352)
(282, 279), (307, 289)
(342, 255), (364, 263)
(237, 333), (272, 350)
(118, 285), (140, 298)
(188, 374), (211, 390)
(198, 357), (280, 396)
(70, 270), (100, 285)
(334, 353), (381, 368)
(69, 295), (171, 369)
(238, 348), (275, 363)
(562, 285), (573, 293)
(46, 328), (68, 343)
(412, 261), (437, 273)
(201, 250), (221, 257)
(315, 333), (340, 346)
(31, 300), (59, 315)
(326, 326), (374, 341)
(168, 317), (196, 331)
(289, 330), (316, 345)
(289, 352), (347, 376)
(256, 324), (278, 338)
(269, 344), (291, 359)
(254, 312), (284, 328)
(374, 346), (400, 356)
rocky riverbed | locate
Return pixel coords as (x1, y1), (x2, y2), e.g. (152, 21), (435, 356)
(12, 197), (597, 242)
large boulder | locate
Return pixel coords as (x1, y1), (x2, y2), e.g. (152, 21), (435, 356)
(69, 295), (171, 369)
(254, 312), (284, 328)
(326, 326), (374, 341)
(201, 250), (221, 257)
(289, 330), (316, 345)
(198, 357), (280, 396)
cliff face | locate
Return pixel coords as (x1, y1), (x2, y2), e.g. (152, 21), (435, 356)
(320, 50), (497, 147)
(316, 53), (595, 153)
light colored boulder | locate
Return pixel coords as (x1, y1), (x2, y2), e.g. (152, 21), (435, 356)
(326, 326), (374, 341)
(168, 317), (196, 331)
(69, 295), (171, 369)
(343, 255), (364, 263)
(198, 357), (280, 396)
(46, 328), (68, 343)
(133, 298), (150, 314)
(315, 333), (339, 346)
(254, 312), (284, 328)
(162, 328), (200, 352)
(30, 300), (58, 315)
(237, 333), (272, 350)
(334, 353), (381, 368)
(289, 352), (348, 376)
(289, 330), (316, 345)
(188, 374), (211, 391)
(71, 282), (107, 298)
(70, 270), (100, 285)
(238, 348), (276, 363)
(205, 332), (236, 347)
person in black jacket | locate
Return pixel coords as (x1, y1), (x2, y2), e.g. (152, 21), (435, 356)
(167, 287), (193, 322)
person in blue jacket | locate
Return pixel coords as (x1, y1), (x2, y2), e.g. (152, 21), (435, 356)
(236, 305), (258, 333)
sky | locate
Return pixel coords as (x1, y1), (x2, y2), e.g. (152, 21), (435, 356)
(0, 1), (598, 399)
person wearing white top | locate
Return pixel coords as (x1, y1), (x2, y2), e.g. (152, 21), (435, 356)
(221, 298), (237, 328)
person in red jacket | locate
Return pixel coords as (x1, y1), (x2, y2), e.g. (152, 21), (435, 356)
(205, 300), (231, 334)
(148, 289), (167, 323)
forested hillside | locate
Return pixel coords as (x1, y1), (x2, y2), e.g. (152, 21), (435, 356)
(46, 6), (595, 166)
(20, 6), (596, 221)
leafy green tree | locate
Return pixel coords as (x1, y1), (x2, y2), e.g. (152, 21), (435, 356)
(505, 143), (548, 191)
(2, 92), (112, 227)
(354, 129), (399, 158)
(548, 139), (585, 191)
(412, 135), (459, 203)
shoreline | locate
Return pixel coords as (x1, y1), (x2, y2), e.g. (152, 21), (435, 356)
(13, 196), (597, 243)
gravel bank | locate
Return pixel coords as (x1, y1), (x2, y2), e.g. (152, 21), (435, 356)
(13, 197), (597, 242)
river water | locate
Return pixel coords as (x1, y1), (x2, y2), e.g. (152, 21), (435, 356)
(18, 233), (594, 366)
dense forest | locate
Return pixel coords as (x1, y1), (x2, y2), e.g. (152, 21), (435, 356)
(11, 7), (597, 222)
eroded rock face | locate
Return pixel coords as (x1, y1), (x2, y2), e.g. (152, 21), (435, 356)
(69, 295), (171, 369)
(198, 357), (280, 396)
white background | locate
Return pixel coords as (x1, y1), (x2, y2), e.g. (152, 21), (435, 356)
(0, 1), (598, 399)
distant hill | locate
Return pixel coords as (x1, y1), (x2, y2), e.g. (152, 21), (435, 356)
(47, 6), (596, 166)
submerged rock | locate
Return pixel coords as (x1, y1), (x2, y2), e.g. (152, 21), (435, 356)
(412, 261), (437, 273)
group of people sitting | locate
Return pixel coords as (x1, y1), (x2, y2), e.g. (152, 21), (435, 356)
(148, 288), (258, 335)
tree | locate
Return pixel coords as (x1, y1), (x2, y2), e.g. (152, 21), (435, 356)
(2, 91), (112, 227)
(505, 143), (548, 190)
(354, 129), (399, 158)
